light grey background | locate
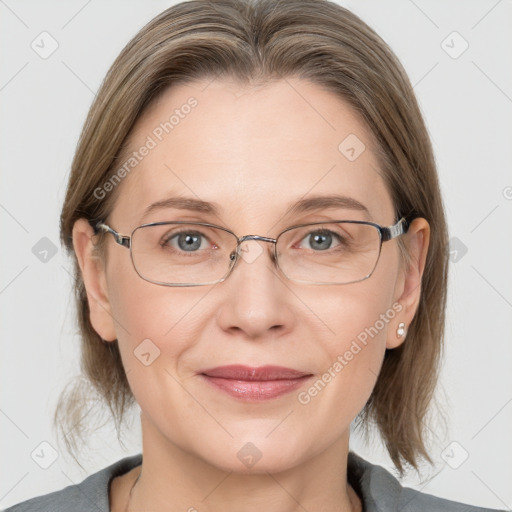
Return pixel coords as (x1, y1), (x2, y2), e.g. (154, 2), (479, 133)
(1, 0), (511, 509)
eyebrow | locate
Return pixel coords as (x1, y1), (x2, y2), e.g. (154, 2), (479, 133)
(284, 194), (371, 220)
(142, 197), (221, 220)
(141, 194), (371, 222)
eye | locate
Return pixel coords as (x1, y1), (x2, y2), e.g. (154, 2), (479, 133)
(299, 229), (343, 251)
(162, 230), (212, 252)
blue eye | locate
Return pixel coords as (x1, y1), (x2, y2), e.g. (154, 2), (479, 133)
(163, 231), (208, 252)
(300, 230), (342, 251)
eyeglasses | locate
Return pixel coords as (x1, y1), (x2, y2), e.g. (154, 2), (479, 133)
(92, 217), (411, 287)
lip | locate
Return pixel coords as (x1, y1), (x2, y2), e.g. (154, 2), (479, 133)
(199, 365), (313, 401)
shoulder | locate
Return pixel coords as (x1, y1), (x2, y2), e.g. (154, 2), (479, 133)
(2, 454), (142, 512)
(347, 451), (506, 512)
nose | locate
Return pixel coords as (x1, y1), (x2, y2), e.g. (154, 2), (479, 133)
(215, 238), (296, 339)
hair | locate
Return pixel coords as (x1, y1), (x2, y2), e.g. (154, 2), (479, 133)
(56, 0), (449, 476)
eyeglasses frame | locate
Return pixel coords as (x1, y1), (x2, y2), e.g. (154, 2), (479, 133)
(91, 216), (412, 287)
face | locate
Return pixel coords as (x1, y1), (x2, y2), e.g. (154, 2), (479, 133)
(75, 77), (428, 474)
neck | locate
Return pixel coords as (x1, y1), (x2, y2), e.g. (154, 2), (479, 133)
(126, 415), (361, 512)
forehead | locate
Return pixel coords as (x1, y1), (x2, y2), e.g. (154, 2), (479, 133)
(110, 77), (394, 230)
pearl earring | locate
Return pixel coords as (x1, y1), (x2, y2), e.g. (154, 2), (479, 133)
(397, 322), (406, 338)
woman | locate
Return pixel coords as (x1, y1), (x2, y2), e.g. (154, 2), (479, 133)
(4, 0), (506, 510)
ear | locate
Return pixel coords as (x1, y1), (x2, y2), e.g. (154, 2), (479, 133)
(387, 217), (430, 349)
(72, 218), (117, 342)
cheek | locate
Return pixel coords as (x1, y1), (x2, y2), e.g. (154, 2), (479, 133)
(305, 268), (396, 353)
(297, 264), (399, 414)
(104, 257), (211, 391)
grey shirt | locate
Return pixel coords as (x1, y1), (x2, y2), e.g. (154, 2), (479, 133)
(3, 451), (505, 511)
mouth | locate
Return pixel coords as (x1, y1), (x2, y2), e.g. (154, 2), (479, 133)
(199, 365), (313, 401)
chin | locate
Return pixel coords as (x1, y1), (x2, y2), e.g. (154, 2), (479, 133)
(194, 433), (312, 475)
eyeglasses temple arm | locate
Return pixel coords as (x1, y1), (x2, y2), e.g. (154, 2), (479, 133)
(93, 222), (131, 248)
(380, 217), (410, 242)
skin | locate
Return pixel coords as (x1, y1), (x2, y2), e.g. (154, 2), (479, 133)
(73, 77), (430, 512)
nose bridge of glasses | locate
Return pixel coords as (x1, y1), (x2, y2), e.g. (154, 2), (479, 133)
(237, 234), (277, 245)
(231, 234), (278, 266)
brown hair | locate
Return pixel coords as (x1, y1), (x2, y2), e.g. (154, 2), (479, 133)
(56, 0), (449, 475)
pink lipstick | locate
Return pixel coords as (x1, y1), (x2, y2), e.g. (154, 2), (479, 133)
(199, 365), (312, 401)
